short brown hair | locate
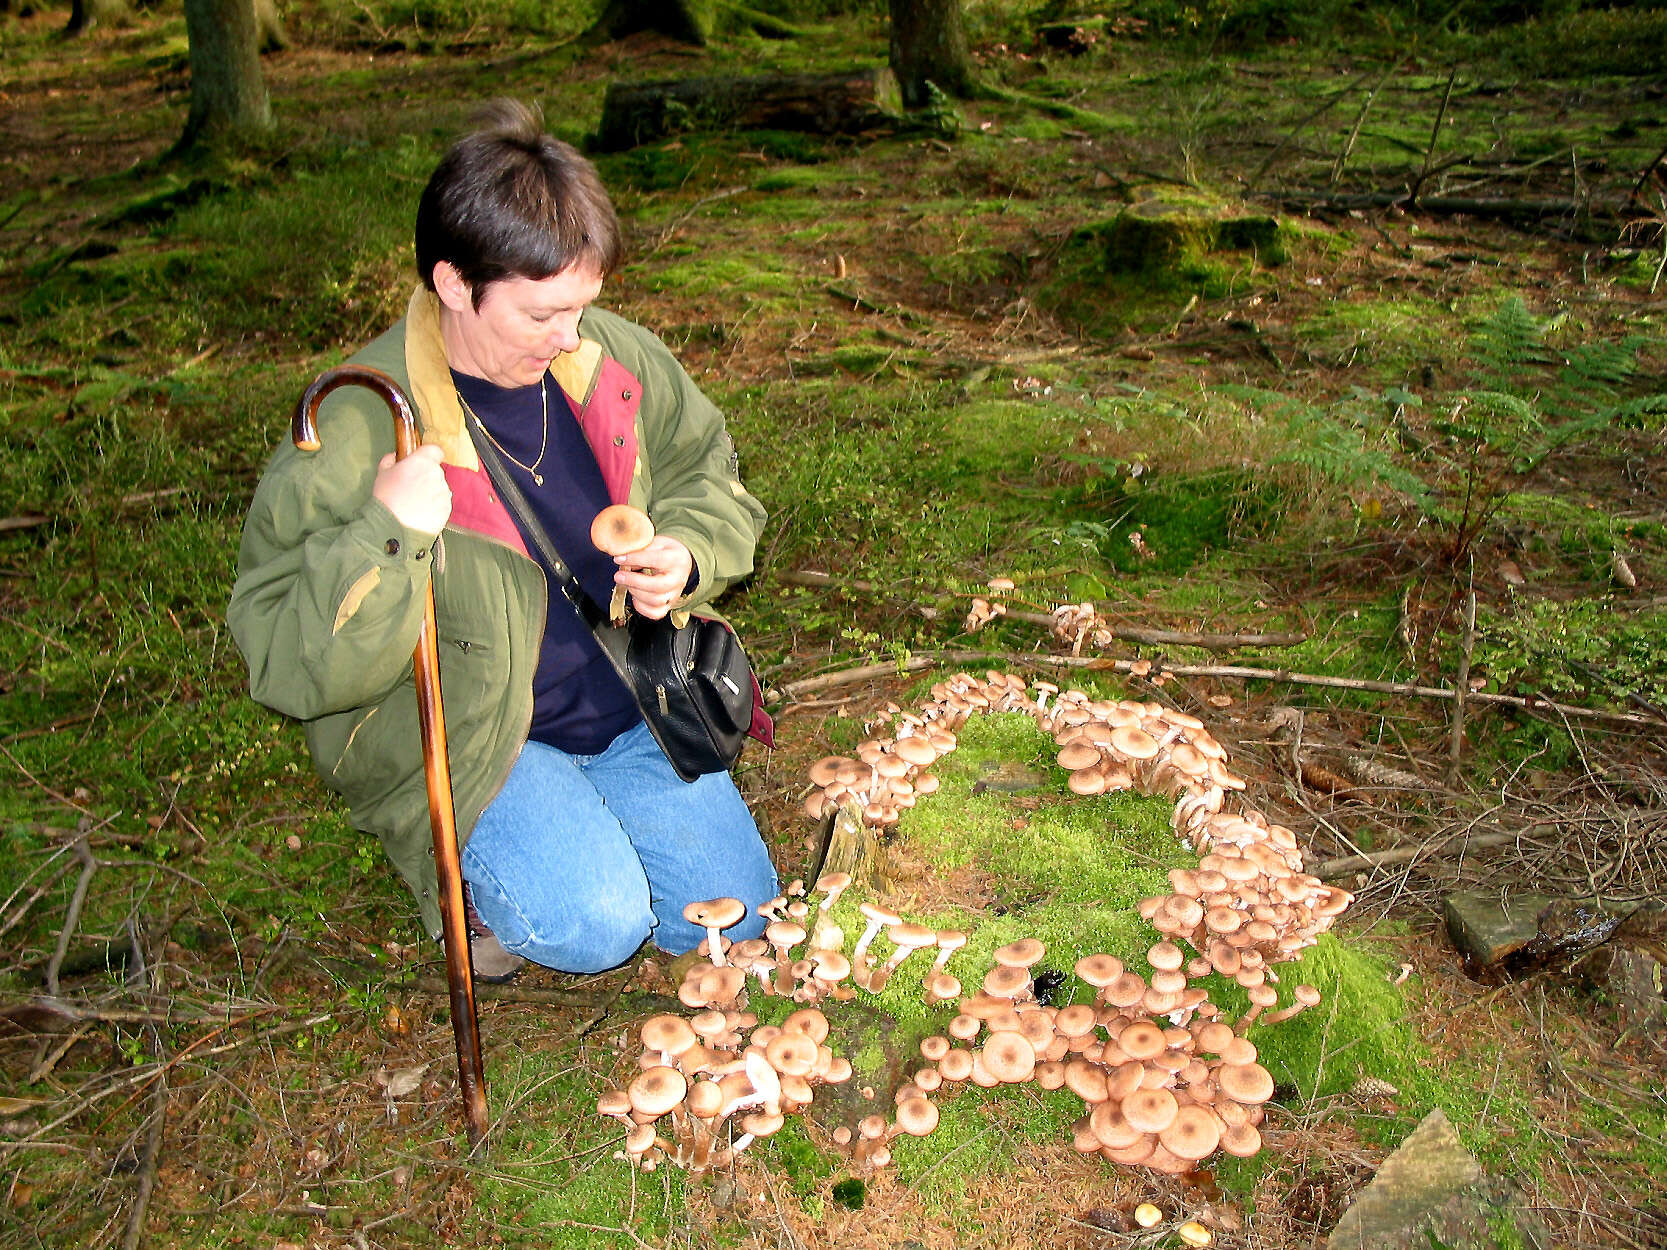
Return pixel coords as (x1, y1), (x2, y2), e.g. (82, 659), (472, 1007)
(415, 99), (622, 308)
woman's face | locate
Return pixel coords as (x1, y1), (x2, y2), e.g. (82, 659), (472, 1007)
(435, 262), (605, 388)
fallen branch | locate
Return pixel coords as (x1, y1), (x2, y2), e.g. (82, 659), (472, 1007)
(1254, 188), (1603, 222)
(777, 570), (1307, 650)
(1311, 828), (1524, 880)
(44, 833), (96, 997)
(406, 975), (680, 1013)
(0, 488), (191, 534)
(770, 648), (1667, 728)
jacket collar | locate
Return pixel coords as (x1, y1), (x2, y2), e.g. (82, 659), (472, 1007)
(403, 286), (605, 470)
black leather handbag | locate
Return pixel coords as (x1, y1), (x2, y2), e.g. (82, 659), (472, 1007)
(467, 414), (759, 781)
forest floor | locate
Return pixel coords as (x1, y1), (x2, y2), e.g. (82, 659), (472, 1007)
(1, 4), (1665, 1249)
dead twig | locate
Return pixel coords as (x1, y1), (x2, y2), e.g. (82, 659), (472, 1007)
(776, 569), (1308, 650)
(44, 831), (97, 997)
(1447, 581), (1477, 789)
(1312, 828), (1526, 880)
(771, 648), (1667, 729)
(406, 975), (680, 1013)
(1329, 62), (1400, 187)
(1407, 67), (1458, 205)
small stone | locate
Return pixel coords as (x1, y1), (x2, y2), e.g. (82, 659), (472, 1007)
(1442, 892), (1556, 971)
(1327, 1108), (1551, 1250)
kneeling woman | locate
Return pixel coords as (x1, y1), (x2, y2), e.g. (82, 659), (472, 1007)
(228, 101), (777, 982)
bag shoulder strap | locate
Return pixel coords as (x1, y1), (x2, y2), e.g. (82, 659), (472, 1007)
(463, 406), (623, 656)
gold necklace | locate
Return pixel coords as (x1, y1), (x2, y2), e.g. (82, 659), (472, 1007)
(465, 376), (549, 486)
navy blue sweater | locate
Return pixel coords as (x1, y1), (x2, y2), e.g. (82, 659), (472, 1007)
(453, 369), (642, 755)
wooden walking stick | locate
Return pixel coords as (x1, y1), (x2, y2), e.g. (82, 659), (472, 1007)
(292, 363), (490, 1148)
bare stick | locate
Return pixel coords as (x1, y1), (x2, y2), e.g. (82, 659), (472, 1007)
(1313, 828), (1523, 880)
(1329, 63), (1399, 187)
(121, 1000), (168, 1250)
(1408, 67), (1458, 205)
(1447, 584), (1478, 788)
(777, 569), (1307, 650)
(1251, 70), (1370, 185)
(770, 649), (1667, 728)
(44, 833), (97, 997)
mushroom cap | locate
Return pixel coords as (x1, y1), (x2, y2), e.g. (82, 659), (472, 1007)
(1054, 1004), (1097, 1038)
(937, 1049), (975, 1082)
(764, 1032), (819, 1078)
(1035, 1060), (1068, 1090)
(888, 921), (938, 952)
(590, 504), (655, 555)
(687, 1079), (725, 1119)
(627, 1066), (688, 1117)
(1074, 953), (1124, 987)
(1121, 1086), (1180, 1134)
(919, 1035), (952, 1062)
(1116, 1021), (1167, 1061)
(1196, 1021), (1237, 1054)
(1218, 1061), (1274, 1105)
(782, 1008), (831, 1043)
(993, 937), (1047, 968)
(765, 920), (807, 951)
(927, 972), (963, 1001)
(742, 1110), (785, 1138)
(640, 1014), (698, 1057)
(624, 1122), (659, 1155)
(1089, 1100), (1145, 1149)
(1105, 1060), (1146, 1101)
(1160, 1104), (1224, 1160)
(684, 897), (747, 931)
(598, 1089), (633, 1119)
(807, 757), (850, 787)
(980, 1031), (1037, 1084)
(1219, 1121), (1262, 1157)
(811, 950), (852, 983)
(983, 964), (1032, 999)
(858, 901), (903, 927)
(1218, 1036), (1258, 1066)
(1109, 725), (1161, 760)
(1063, 1058), (1109, 1103)
(814, 870), (853, 895)
(1147, 941), (1185, 972)
(894, 736), (938, 767)
(1103, 972), (1149, 1008)
(1057, 742), (1102, 771)
(894, 1097), (940, 1137)
(1177, 1220), (1214, 1247)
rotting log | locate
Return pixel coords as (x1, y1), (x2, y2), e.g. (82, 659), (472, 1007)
(807, 800), (894, 900)
(592, 69), (900, 152)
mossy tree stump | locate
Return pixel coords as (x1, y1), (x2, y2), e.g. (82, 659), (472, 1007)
(592, 70), (901, 152)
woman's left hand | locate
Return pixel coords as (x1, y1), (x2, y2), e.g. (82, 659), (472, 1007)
(613, 535), (694, 620)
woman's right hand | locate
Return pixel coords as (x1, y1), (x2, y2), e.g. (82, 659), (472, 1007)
(371, 443), (453, 536)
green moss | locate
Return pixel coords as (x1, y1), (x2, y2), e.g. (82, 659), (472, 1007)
(1038, 201), (1287, 336)
(481, 1046), (687, 1248)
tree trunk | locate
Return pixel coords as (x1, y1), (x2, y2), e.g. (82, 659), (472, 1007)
(594, 69), (899, 152)
(65, 0), (133, 34)
(888, 0), (976, 108)
(178, 0), (272, 152)
(584, 0), (716, 46)
(254, 0), (290, 52)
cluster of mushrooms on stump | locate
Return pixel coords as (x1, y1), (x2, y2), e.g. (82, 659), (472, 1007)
(597, 670), (1352, 1186)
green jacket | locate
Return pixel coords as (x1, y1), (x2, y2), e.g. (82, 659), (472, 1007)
(228, 289), (767, 937)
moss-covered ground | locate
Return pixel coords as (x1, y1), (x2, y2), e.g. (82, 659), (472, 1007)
(3, 1), (1665, 1247)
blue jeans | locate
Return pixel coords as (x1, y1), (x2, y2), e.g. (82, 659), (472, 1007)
(460, 722), (777, 974)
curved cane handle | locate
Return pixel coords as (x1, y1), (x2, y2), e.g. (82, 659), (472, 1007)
(291, 363), (421, 460)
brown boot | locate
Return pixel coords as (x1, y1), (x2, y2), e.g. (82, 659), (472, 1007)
(463, 884), (525, 985)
